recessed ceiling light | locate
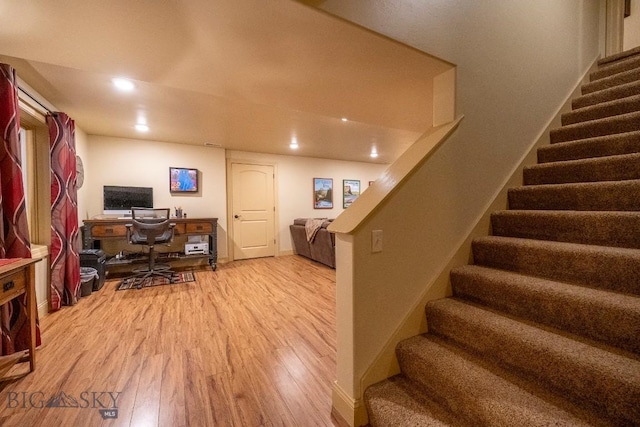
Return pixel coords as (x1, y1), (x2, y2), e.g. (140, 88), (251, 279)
(370, 147), (378, 158)
(290, 136), (299, 149)
(112, 78), (135, 91)
(135, 124), (149, 132)
(341, 117), (348, 122)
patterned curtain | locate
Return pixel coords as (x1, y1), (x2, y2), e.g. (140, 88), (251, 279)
(47, 112), (80, 310)
(0, 63), (41, 355)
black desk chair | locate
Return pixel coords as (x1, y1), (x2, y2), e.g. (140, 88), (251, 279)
(125, 208), (176, 287)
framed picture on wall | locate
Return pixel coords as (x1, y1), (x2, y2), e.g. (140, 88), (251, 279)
(314, 178), (333, 209)
(343, 179), (360, 208)
(170, 167), (199, 193)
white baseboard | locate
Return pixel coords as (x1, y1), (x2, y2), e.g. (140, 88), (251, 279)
(332, 381), (368, 427)
(37, 301), (49, 319)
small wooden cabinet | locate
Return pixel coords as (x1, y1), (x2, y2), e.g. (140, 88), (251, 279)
(82, 217), (218, 271)
(0, 258), (39, 379)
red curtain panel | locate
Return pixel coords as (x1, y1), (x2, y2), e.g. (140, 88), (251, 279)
(47, 112), (80, 310)
(0, 63), (41, 355)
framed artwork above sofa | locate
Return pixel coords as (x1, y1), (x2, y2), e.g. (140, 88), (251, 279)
(314, 178), (333, 209)
(343, 179), (360, 208)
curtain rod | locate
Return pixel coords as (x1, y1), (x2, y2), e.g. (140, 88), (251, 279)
(17, 86), (53, 115)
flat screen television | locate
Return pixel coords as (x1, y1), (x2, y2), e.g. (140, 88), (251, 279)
(103, 185), (153, 216)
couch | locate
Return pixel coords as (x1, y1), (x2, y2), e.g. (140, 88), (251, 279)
(289, 218), (335, 268)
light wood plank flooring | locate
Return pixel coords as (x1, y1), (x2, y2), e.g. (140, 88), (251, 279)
(0, 255), (338, 426)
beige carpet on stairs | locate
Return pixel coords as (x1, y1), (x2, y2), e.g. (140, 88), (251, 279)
(364, 46), (640, 426)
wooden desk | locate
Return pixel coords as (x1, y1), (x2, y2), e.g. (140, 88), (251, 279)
(0, 258), (39, 379)
(82, 217), (218, 271)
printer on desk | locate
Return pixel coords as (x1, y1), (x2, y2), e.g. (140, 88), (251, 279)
(185, 235), (209, 255)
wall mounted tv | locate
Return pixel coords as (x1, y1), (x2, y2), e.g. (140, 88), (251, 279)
(103, 185), (153, 216)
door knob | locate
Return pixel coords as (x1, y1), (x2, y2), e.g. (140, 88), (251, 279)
(234, 215), (241, 219)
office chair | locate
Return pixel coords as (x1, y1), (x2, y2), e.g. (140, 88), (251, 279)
(125, 207), (176, 288)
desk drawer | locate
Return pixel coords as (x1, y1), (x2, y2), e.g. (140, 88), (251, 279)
(91, 225), (127, 237)
(186, 222), (213, 234)
(173, 223), (186, 235)
(0, 269), (27, 303)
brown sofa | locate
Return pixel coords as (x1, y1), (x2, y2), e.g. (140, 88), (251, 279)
(289, 218), (335, 268)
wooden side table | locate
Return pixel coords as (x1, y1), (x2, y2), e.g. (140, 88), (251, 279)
(0, 258), (39, 380)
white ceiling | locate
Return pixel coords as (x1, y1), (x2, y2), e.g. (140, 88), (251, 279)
(0, 0), (451, 164)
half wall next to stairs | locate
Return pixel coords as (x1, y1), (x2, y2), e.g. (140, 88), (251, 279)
(365, 44), (640, 427)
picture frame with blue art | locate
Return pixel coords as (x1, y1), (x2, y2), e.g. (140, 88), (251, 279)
(170, 167), (199, 193)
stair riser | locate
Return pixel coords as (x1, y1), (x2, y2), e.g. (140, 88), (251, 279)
(523, 154), (640, 185)
(451, 267), (640, 354)
(590, 55), (640, 81)
(573, 81), (640, 109)
(538, 131), (640, 163)
(425, 300), (640, 424)
(491, 211), (640, 249)
(508, 181), (640, 211)
(472, 239), (640, 295)
(550, 112), (640, 144)
(581, 68), (640, 95)
(561, 95), (640, 126)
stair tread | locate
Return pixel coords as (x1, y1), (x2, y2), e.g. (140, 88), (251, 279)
(451, 264), (640, 354)
(539, 130), (640, 162)
(491, 209), (640, 249)
(573, 80), (640, 109)
(425, 298), (640, 423)
(472, 235), (640, 295)
(397, 335), (607, 427)
(591, 54), (640, 81)
(581, 67), (640, 95)
(555, 109), (640, 129)
(551, 110), (640, 133)
(517, 177), (640, 188)
(492, 208), (640, 218)
(562, 93), (640, 126)
(523, 152), (640, 185)
(597, 45), (640, 66)
(550, 110), (640, 144)
(508, 178), (640, 211)
(474, 234), (640, 258)
(365, 377), (455, 427)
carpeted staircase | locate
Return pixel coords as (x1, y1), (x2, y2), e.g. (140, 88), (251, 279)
(364, 46), (640, 426)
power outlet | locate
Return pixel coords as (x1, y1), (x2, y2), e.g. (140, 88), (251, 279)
(371, 230), (383, 253)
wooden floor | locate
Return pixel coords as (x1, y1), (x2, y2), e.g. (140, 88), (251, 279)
(0, 255), (338, 427)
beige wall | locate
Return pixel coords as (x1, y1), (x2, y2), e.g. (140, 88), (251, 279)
(226, 150), (386, 254)
(313, 1), (605, 425)
(85, 136), (228, 258)
(83, 137), (386, 259)
(624, 0), (640, 50)
(75, 126), (89, 246)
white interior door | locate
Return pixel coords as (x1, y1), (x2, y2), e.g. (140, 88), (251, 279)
(231, 162), (276, 260)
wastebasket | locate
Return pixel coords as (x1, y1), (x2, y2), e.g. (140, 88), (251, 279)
(80, 267), (98, 297)
(80, 249), (106, 291)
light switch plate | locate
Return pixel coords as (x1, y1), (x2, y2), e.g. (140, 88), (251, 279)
(372, 230), (383, 253)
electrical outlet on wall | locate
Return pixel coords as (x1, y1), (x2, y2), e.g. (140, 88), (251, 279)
(371, 230), (383, 253)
